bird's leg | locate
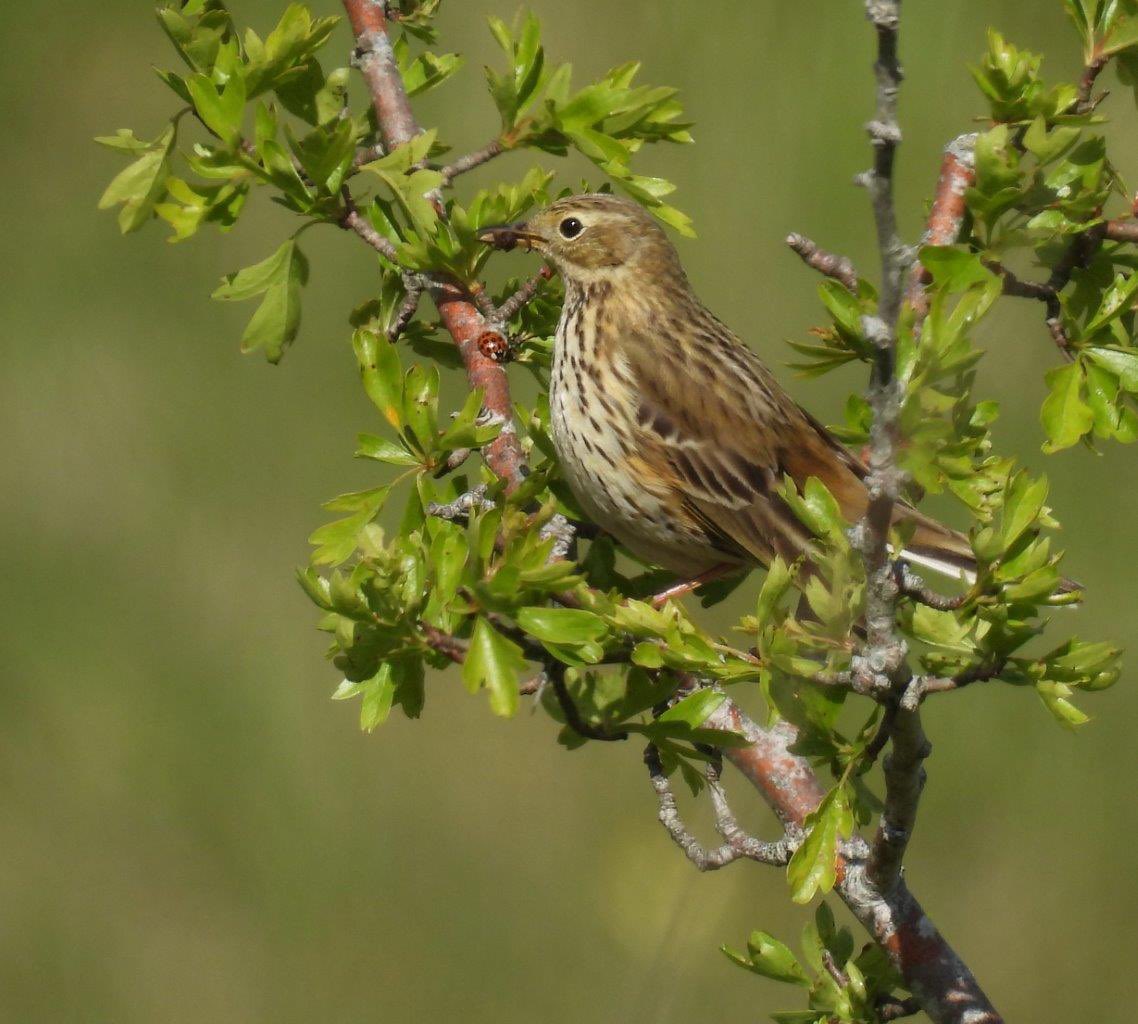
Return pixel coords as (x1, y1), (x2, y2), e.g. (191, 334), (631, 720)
(650, 563), (738, 608)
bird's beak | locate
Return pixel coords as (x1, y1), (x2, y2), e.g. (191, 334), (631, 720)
(478, 221), (544, 252)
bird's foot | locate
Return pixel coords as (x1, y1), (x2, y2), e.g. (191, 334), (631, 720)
(650, 563), (737, 608)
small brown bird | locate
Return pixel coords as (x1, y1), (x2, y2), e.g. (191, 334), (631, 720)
(479, 194), (990, 599)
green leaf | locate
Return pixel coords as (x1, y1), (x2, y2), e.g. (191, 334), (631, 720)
(722, 931), (810, 986)
(401, 50), (464, 97)
(1000, 471), (1049, 550)
(656, 688), (725, 728)
(1086, 346), (1138, 392)
(97, 122), (177, 234)
(361, 129), (438, 173)
(1040, 362), (1094, 452)
(1085, 273), (1138, 335)
(748, 931), (810, 984)
(1036, 680), (1090, 729)
(786, 787), (850, 904)
(354, 329), (405, 429)
(307, 486), (389, 566)
(463, 617), (527, 717)
(213, 240), (309, 362)
(359, 664), (397, 731)
(516, 606), (608, 644)
(187, 70), (247, 141)
(357, 433), (419, 465)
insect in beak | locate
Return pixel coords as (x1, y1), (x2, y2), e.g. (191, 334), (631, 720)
(478, 223), (544, 252)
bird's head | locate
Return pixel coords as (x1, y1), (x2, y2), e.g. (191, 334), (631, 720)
(479, 193), (683, 285)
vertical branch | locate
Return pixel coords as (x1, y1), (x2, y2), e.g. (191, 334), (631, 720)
(341, 0), (527, 490)
(343, 1), (420, 150)
(855, 0), (908, 689)
(856, 0), (934, 906)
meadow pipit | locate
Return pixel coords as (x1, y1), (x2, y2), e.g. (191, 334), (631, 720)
(481, 194), (1069, 600)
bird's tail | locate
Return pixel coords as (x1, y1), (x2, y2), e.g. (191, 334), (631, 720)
(896, 505), (1083, 598)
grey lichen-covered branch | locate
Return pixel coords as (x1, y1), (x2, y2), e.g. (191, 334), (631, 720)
(644, 741), (796, 870)
(852, 0), (932, 905)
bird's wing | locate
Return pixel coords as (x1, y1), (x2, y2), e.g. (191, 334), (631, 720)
(620, 313), (870, 568)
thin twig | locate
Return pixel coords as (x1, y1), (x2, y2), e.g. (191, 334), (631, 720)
(494, 267), (554, 323)
(858, 0), (933, 913)
(1076, 52), (1110, 113)
(863, 702), (898, 766)
(425, 486), (491, 523)
(919, 658), (1008, 697)
(353, 142), (386, 168)
(987, 259), (1077, 360)
(440, 138), (506, 185)
(854, 0), (909, 698)
(420, 624), (467, 663)
(786, 233), (860, 291)
(389, 276), (425, 340)
(822, 949), (851, 989)
(644, 743), (793, 868)
(895, 563), (968, 611)
(340, 186), (401, 262)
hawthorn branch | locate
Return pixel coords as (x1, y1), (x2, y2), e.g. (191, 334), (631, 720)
(704, 696), (1003, 1024)
(389, 277), (425, 340)
(870, 707), (931, 890)
(895, 563), (968, 611)
(1106, 218), (1138, 244)
(494, 267), (554, 324)
(854, 0), (908, 698)
(440, 138), (506, 185)
(643, 743), (794, 869)
(907, 133), (977, 317)
(1076, 52), (1111, 113)
(420, 624), (467, 663)
(342, 0), (526, 490)
(855, 2), (972, 995)
(786, 233), (860, 291)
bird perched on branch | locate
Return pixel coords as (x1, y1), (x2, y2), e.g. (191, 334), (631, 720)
(479, 194), (1072, 603)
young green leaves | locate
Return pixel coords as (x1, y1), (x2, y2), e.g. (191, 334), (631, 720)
(484, 12), (695, 234)
(724, 905), (909, 1024)
(212, 239), (309, 362)
(96, 124), (178, 234)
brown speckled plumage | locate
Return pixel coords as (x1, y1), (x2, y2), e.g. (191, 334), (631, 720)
(484, 194), (976, 582)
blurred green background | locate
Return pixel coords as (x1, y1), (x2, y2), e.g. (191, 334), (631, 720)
(4, 1), (1137, 1021)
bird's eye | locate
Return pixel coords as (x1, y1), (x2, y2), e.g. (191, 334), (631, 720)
(559, 216), (584, 239)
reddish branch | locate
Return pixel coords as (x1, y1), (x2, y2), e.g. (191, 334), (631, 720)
(706, 697), (1002, 1024)
(342, 0), (526, 490)
(1106, 218), (1138, 244)
(344, 0), (421, 151)
(906, 134), (977, 316)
